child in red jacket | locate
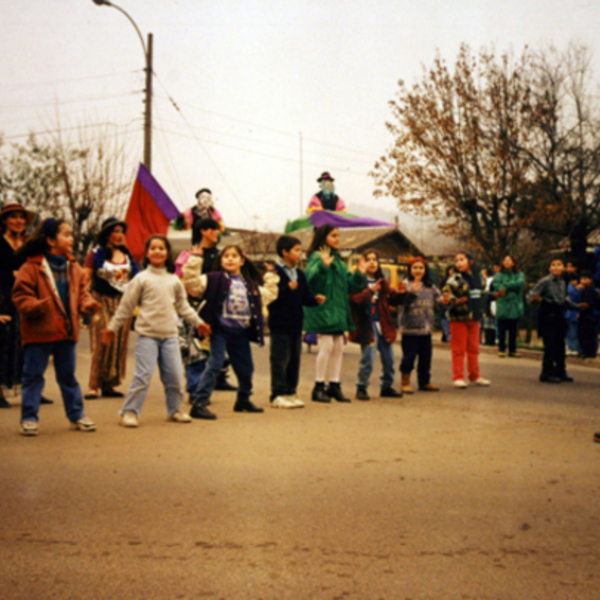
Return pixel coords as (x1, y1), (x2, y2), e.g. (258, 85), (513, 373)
(349, 249), (405, 400)
(12, 218), (99, 436)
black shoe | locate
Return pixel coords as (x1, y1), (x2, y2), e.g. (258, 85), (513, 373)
(594, 432), (600, 443)
(190, 404), (217, 420)
(312, 382), (331, 403)
(215, 370), (238, 391)
(40, 396), (54, 405)
(0, 395), (11, 408)
(380, 386), (402, 398)
(558, 375), (574, 383)
(356, 386), (370, 401)
(327, 382), (351, 403)
(214, 378), (237, 392)
(233, 400), (264, 413)
(539, 375), (562, 383)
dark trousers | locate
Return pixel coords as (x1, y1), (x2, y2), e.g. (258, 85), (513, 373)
(193, 326), (253, 406)
(270, 332), (302, 400)
(21, 341), (84, 423)
(400, 334), (432, 387)
(541, 318), (567, 378)
(497, 319), (518, 353)
(578, 318), (598, 358)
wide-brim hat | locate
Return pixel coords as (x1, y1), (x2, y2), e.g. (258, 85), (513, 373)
(317, 171), (334, 183)
(98, 217), (128, 238)
(0, 203), (34, 224)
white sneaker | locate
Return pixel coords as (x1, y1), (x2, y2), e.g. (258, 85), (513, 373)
(167, 410), (192, 423)
(452, 379), (468, 389)
(471, 377), (491, 386)
(120, 411), (139, 427)
(271, 396), (296, 409)
(20, 420), (38, 436)
(70, 416), (96, 432)
(288, 396), (305, 408)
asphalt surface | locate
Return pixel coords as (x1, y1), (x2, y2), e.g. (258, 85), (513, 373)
(1, 333), (599, 600)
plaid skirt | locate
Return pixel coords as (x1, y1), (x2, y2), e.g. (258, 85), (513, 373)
(88, 293), (131, 390)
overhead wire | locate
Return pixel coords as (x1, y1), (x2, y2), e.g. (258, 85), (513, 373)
(0, 69), (141, 90)
(152, 71), (252, 220)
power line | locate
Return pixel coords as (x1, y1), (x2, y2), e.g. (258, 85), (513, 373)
(0, 70), (141, 91)
(151, 110), (376, 169)
(153, 125), (370, 177)
(0, 91), (142, 112)
(2, 119), (143, 141)
(154, 93), (380, 161)
(152, 71), (252, 220)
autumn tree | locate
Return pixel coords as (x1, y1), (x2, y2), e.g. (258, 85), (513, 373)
(372, 43), (600, 267)
(0, 123), (135, 259)
(513, 43), (600, 265)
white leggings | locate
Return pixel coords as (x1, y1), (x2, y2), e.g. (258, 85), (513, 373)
(315, 334), (344, 383)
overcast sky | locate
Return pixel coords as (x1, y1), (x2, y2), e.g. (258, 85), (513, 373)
(1, 0), (599, 235)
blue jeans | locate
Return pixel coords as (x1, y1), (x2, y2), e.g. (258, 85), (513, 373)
(566, 321), (581, 354)
(21, 341), (84, 423)
(185, 360), (206, 394)
(121, 336), (184, 417)
(357, 327), (395, 389)
(192, 326), (253, 406)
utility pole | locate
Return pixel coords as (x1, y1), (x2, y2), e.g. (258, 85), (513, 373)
(92, 0), (152, 172)
(144, 33), (153, 172)
(299, 131), (303, 215)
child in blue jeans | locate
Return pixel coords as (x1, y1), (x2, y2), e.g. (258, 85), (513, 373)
(104, 235), (211, 427)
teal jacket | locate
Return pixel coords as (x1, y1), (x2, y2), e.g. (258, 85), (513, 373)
(492, 270), (525, 320)
(303, 250), (367, 334)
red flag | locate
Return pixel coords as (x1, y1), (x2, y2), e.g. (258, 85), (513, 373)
(125, 164), (180, 263)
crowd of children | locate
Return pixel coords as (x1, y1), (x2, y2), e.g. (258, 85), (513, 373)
(3, 211), (600, 440)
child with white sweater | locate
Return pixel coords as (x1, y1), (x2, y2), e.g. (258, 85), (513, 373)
(103, 235), (211, 427)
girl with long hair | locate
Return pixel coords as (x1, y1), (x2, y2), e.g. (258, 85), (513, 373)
(303, 225), (367, 403)
(13, 218), (100, 436)
(182, 244), (279, 415)
(442, 251), (491, 389)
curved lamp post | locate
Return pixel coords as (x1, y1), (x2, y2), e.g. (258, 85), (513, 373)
(92, 0), (153, 172)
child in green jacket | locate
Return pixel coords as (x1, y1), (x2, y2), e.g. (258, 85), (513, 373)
(304, 225), (367, 403)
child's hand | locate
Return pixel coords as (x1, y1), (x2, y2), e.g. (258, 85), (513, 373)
(320, 246), (334, 267)
(263, 261), (275, 273)
(356, 255), (368, 275)
(190, 245), (204, 257)
(370, 279), (383, 293)
(288, 280), (299, 290)
(101, 329), (116, 345)
(494, 289), (507, 298)
(315, 294), (326, 304)
(197, 322), (212, 339)
(454, 296), (468, 305)
(440, 294), (451, 305)
(0, 315), (12, 325)
(529, 295), (542, 303)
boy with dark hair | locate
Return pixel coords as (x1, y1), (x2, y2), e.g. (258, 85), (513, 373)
(577, 270), (598, 359)
(528, 258), (583, 383)
(268, 235), (325, 408)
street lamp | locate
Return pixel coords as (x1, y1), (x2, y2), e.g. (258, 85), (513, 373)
(92, 0), (153, 172)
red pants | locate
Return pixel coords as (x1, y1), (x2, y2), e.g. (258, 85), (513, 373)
(450, 321), (480, 382)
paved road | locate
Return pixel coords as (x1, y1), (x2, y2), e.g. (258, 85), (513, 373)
(1, 333), (599, 600)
